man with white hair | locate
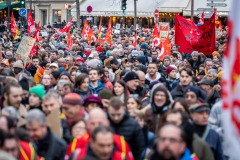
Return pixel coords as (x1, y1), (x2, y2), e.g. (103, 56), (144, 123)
(26, 109), (67, 160)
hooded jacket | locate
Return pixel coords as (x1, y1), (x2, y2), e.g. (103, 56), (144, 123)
(142, 83), (173, 134)
(89, 81), (106, 94)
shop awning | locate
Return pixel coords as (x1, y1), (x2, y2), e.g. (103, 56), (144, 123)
(183, 0), (232, 17)
(0, 0), (23, 10)
(71, 0), (190, 19)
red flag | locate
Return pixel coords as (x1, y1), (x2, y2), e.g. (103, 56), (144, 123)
(214, 8), (218, 21)
(88, 28), (96, 42)
(68, 31), (72, 50)
(132, 33), (137, 47)
(59, 17), (72, 33)
(10, 12), (19, 40)
(98, 17), (102, 39)
(175, 14), (215, 55)
(28, 11), (35, 36)
(33, 21), (40, 41)
(198, 11), (204, 25)
(158, 36), (171, 60)
(105, 18), (112, 43)
(81, 20), (89, 39)
(222, 1), (240, 159)
(152, 24), (161, 48)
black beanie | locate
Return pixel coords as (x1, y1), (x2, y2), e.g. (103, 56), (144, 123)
(19, 78), (29, 91)
(60, 71), (71, 81)
(123, 71), (139, 82)
(51, 70), (61, 79)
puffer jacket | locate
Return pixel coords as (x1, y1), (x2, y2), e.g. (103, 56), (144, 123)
(108, 112), (145, 160)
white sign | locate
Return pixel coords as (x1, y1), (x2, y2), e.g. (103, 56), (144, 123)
(197, 8), (214, 12)
(41, 31), (48, 37)
(114, 29), (120, 34)
(116, 23), (120, 30)
(207, 3), (227, 7)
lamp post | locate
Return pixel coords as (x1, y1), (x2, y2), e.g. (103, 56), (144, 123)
(134, 0), (137, 29)
(6, 0), (11, 29)
(191, 0), (194, 21)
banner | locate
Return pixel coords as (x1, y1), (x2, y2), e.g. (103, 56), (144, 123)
(27, 11), (35, 36)
(16, 36), (36, 63)
(59, 17), (72, 33)
(175, 14), (215, 55)
(198, 11), (204, 25)
(158, 36), (171, 60)
(159, 22), (169, 41)
(88, 28), (96, 42)
(152, 23), (161, 48)
(105, 18), (112, 43)
(10, 12), (19, 40)
(81, 20), (89, 39)
(222, 1), (240, 160)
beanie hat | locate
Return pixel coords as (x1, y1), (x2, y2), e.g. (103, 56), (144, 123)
(62, 93), (82, 106)
(87, 59), (101, 69)
(96, 46), (103, 53)
(98, 90), (114, 100)
(19, 78), (29, 91)
(140, 43), (148, 50)
(29, 85), (45, 100)
(184, 85), (201, 97)
(166, 66), (176, 75)
(83, 95), (103, 108)
(13, 60), (24, 69)
(60, 71), (71, 81)
(163, 55), (171, 61)
(106, 51), (112, 57)
(123, 71), (139, 82)
(78, 66), (88, 74)
(137, 55), (146, 65)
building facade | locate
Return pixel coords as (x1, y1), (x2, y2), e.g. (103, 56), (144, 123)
(25, 0), (75, 26)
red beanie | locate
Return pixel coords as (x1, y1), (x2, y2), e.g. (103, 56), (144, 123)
(62, 93), (82, 106)
(166, 66), (176, 75)
(96, 46), (103, 53)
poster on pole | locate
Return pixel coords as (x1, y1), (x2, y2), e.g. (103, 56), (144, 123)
(159, 22), (169, 42)
(16, 36), (36, 64)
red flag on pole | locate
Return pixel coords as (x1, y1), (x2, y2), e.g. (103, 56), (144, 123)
(222, 1), (240, 159)
(88, 28), (96, 42)
(198, 11), (204, 25)
(158, 36), (171, 60)
(10, 12), (19, 40)
(98, 17), (102, 39)
(29, 22), (40, 57)
(175, 14), (215, 55)
(105, 18), (112, 43)
(152, 23), (160, 48)
(28, 11), (35, 36)
(59, 17), (73, 33)
(68, 31), (72, 50)
(81, 20), (89, 39)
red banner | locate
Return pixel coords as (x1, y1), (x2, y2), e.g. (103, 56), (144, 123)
(59, 17), (72, 33)
(152, 23), (161, 48)
(159, 36), (171, 60)
(10, 12), (19, 40)
(28, 11), (35, 36)
(105, 18), (112, 43)
(198, 11), (204, 25)
(81, 20), (89, 39)
(175, 14), (215, 55)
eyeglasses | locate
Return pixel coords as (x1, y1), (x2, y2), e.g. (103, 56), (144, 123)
(73, 126), (86, 131)
(43, 77), (51, 80)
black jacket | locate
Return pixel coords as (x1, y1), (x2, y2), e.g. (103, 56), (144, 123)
(108, 112), (145, 160)
(171, 83), (185, 99)
(27, 63), (37, 77)
(208, 90), (221, 109)
(35, 129), (67, 160)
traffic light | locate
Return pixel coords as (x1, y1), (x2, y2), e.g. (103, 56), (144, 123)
(122, 0), (127, 10)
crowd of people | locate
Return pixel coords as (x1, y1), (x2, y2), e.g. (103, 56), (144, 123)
(0, 21), (228, 160)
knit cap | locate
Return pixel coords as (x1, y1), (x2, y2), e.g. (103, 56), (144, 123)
(137, 56), (146, 65)
(98, 90), (114, 100)
(87, 59), (101, 69)
(83, 94), (103, 108)
(62, 93), (82, 106)
(166, 66), (176, 75)
(184, 85), (201, 97)
(163, 55), (171, 61)
(29, 85), (45, 100)
(60, 71), (71, 81)
(123, 71), (139, 82)
(13, 60), (24, 69)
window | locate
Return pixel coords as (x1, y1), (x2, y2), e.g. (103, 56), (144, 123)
(52, 10), (61, 22)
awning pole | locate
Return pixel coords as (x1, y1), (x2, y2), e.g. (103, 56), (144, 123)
(191, 0), (194, 21)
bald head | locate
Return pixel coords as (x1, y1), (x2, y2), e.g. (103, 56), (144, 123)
(136, 70), (145, 87)
(86, 108), (109, 134)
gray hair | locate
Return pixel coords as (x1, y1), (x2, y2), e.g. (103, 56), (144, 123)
(2, 106), (20, 121)
(42, 89), (61, 102)
(191, 51), (199, 56)
(208, 69), (218, 77)
(26, 109), (47, 125)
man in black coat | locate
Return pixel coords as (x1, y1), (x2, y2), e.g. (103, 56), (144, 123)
(27, 56), (40, 77)
(107, 97), (145, 160)
(26, 109), (67, 160)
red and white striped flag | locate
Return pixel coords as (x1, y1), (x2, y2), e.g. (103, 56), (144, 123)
(198, 11), (204, 25)
(222, 0), (240, 159)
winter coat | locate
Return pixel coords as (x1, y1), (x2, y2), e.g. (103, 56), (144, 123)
(89, 81), (106, 94)
(27, 63), (37, 77)
(207, 90), (221, 109)
(34, 129), (67, 160)
(171, 83), (185, 99)
(108, 112), (145, 160)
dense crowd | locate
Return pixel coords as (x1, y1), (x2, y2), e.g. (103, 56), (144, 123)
(0, 22), (228, 160)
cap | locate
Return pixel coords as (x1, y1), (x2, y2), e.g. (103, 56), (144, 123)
(62, 93), (82, 106)
(163, 55), (171, 61)
(1, 59), (9, 67)
(96, 46), (103, 53)
(166, 66), (176, 75)
(123, 71), (139, 82)
(13, 60), (24, 69)
(50, 63), (59, 68)
(184, 85), (201, 97)
(83, 95), (103, 108)
(29, 85), (46, 100)
(198, 79), (214, 87)
(189, 103), (210, 113)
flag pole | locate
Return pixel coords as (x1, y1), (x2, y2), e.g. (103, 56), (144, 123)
(191, 0), (194, 21)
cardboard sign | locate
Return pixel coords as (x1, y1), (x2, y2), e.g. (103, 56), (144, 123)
(47, 108), (62, 137)
(159, 22), (169, 42)
(16, 36), (36, 64)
